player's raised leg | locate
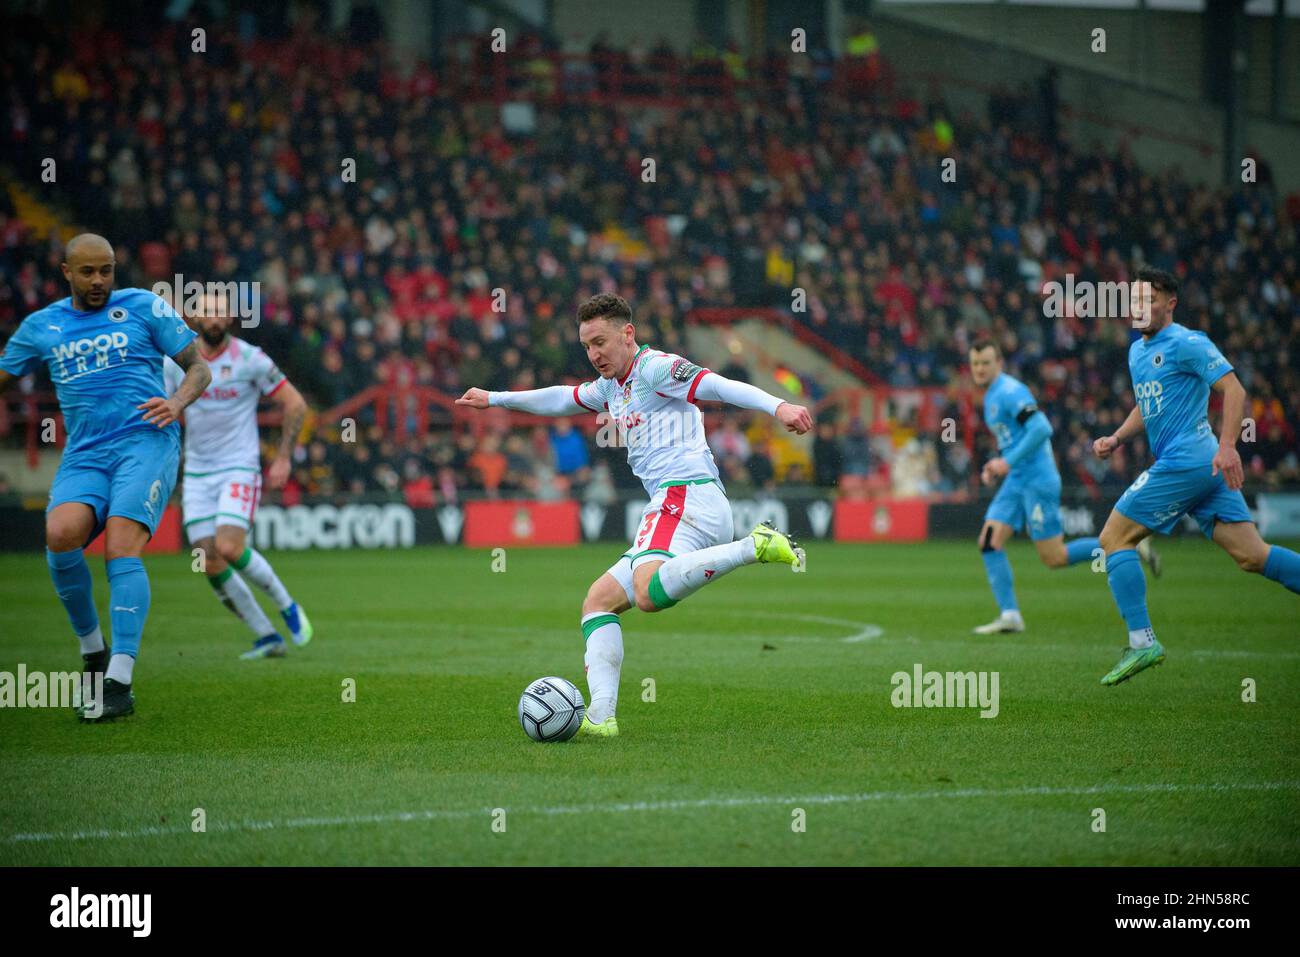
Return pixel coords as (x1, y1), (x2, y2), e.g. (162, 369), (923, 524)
(638, 519), (802, 613)
(1034, 534), (1102, 570)
(1098, 508), (1164, 686)
(1213, 521), (1300, 594)
(577, 571), (633, 737)
(974, 520), (1023, 634)
(1024, 479), (1102, 576)
(45, 501), (109, 701)
(631, 513), (804, 618)
(218, 527), (311, 646)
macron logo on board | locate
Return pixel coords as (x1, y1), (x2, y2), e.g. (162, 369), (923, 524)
(49, 887), (151, 937)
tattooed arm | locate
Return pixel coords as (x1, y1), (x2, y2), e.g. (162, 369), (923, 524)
(268, 381), (309, 489)
(139, 341), (211, 428)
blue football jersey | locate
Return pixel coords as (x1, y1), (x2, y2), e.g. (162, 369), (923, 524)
(984, 372), (1057, 479)
(1128, 322), (1230, 469)
(0, 288), (197, 456)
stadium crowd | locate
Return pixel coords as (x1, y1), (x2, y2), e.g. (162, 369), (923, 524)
(1, 10), (1296, 506)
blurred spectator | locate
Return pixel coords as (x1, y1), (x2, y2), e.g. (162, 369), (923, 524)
(813, 421), (843, 488)
(549, 419), (591, 482)
(0, 16), (1294, 503)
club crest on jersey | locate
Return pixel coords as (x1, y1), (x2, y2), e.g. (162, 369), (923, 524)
(1152, 353), (1164, 367)
(623, 382), (632, 401)
(220, 365), (232, 379)
(108, 307), (128, 323)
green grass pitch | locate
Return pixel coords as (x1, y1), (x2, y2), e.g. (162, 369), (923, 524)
(1, 539), (1297, 866)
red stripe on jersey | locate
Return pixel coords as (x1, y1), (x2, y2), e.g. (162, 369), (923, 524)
(573, 384), (600, 413)
(649, 485), (687, 552)
(686, 369), (712, 404)
(249, 472), (262, 526)
(266, 377), (288, 397)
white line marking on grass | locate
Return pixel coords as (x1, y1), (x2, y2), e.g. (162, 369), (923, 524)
(6, 781), (1297, 845)
(940, 637), (1300, 661)
(715, 611), (883, 643)
(1188, 648), (1300, 660)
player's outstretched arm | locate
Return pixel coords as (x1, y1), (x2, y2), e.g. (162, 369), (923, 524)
(140, 342), (210, 428)
(1210, 371), (1246, 490)
(1093, 405), (1145, 458)
(456, 385), (585, 416)
(693, 374), (812, 434)
(269, 381), (309, 489)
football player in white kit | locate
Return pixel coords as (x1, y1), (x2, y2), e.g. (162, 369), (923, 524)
(164, 291), (313, 659)
(457, 293), (813, 737)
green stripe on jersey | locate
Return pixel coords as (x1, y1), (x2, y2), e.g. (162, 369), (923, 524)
(627, 548), (675, 562)
(658, 478), (716, 488)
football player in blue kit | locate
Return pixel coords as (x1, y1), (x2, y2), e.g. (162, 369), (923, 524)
(0, 234), (211, 719)
(969, 339), (1155, 634)
(1093, 267), (1300, 685)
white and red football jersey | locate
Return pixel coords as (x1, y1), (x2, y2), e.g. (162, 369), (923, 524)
(164, 337), (287, 473)
(573, 345), (719, 496)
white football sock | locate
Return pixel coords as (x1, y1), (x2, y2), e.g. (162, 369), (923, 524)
(212, 571), (277, 637)
(107, 653), (135, 685)
(1129, 627), (1156, 649)
(236, 548), (293, 610)
(655, 538), (755, 602)
(78, 625), (105, 655)
(582, 612), (624, 724)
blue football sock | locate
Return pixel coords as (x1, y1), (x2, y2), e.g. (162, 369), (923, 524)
(106, 557), (151, 661)
(1065, 537), (1100, 566)
(47, 547), (100, 638)
(1263, 545), (1300, 595)
(981, 549), (1018, 612)
(1105, 549), (1151, 632)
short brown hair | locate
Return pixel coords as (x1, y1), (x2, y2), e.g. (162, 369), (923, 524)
(1135, 266), (1179, 297)
(577, 293), (633, 326)
(969, 337), (1001, 358)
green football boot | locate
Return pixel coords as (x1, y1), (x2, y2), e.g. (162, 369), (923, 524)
(1100, 641), (1166, 686)
(578, 715), (619, 738)
(751, 521), (806, 570)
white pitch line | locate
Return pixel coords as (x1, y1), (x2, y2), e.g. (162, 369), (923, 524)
(712, 610), (884, 643)
(5, 781), (1297, 845)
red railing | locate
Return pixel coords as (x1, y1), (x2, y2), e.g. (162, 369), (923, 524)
(317, 382), (595, 442)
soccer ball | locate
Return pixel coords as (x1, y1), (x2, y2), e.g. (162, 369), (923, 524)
(518, 676), (585, 743)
